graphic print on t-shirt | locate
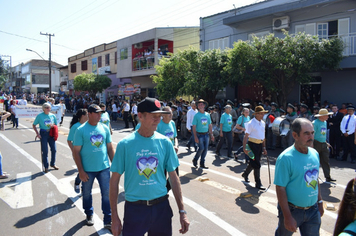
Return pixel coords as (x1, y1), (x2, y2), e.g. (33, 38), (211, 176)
(44, 119), (52, 128)
(164, 130), (174, 142)
(136, 156), (159, 180)
(227, 118), (232, 125)
(320, 127), (326, 136)
(201, 117), (208, 125)
(304, 168), (318, 190)
(100, 117), (109, 124)
(90, 134), (104, 147)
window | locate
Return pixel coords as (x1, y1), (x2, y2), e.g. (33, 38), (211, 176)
(115, 52), (117, 64)
(81, 60), (88, 71)
(105, 54), (110, 66)
(71, 63), (76, 73)
(208, 37), (229, 50)
(120, 48), (128, 60)
(317, 23), (328, 39)
(98, 56), (102, 68)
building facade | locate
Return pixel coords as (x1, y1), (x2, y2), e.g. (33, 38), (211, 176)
(68, 41), (118, 98)
(200, 0), (356, 107)
(8, 59), (62, 94)
(116, 27), (199, 98)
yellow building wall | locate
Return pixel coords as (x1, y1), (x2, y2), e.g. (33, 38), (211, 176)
(173, 28), (200, 53)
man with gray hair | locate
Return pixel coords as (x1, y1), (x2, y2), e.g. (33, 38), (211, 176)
(274, 118), (323, 235)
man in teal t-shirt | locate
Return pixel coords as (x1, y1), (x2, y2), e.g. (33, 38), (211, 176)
(192, 99), (214, 169)
(216, 105), (233, 157)
(73, 104), (114, 228)
(313, 108), (336, 182)
(274, 118), (324, 235)
(157, 106), (178, 152)
(109, 97), (189, 236)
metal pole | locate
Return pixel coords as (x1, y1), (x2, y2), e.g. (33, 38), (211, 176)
(40, 32), (54, 96)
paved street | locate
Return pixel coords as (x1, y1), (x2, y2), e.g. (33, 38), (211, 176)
(0, 112), (354, 236)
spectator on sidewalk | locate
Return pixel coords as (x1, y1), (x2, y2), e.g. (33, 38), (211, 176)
(0, 151), (8, 179)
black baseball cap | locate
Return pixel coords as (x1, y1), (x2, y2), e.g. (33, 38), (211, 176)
(88, 104), (105, 113)
(137, 97), (170, 114)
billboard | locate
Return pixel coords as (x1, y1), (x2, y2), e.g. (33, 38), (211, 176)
(118, 84), (141, 96)
(92, 58), (97, 74)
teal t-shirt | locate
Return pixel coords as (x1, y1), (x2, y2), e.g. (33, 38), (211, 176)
(192, 112), (211, 133)
(274, 145), (320, 207)
(339, 220), (356, 235)
(157, 120), (177, 145)
(67, 122), (82, 142)
(73, 122), (111, 172)
(236, 115), (250, 128)
(135, 122), (141, 131)
(110, 131), (179, 202)
(220, 113), (233, 132)
(33, 112), (57, 130)
(100, 112), (111, 127)
(313, 119), (327, 143)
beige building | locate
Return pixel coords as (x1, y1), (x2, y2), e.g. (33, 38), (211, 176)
(68, 41), (117, 95)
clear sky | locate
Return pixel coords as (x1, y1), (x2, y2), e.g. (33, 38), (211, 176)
(0, 0), (261, 67)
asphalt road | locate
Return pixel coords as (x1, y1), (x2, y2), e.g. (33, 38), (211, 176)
(0, 112), (354, 236)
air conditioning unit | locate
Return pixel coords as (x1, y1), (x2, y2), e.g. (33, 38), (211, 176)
(273, 16), (290, 30)
(134, 43), (143, 49)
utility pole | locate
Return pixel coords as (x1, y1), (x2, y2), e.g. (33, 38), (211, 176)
(40, 32), (54, 96)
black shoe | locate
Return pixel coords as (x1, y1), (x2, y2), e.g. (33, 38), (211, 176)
(215, 151), (220, 156)
(227, 154), (233, 159)
(326, 177), (336, 182)
(256, 184), (266, 190)
(86, 215), (94, 226)
(192, 160), (198, 168)
(241, 173), (249, 182)
(200, 165), (209, 169)
(187, 144), (191, 150)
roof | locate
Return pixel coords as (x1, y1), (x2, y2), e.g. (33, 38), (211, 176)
(23, 59), (63, 68)
(222, 0), (340, 26)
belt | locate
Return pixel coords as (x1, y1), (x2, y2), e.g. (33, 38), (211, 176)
(249, 137), (264, 144)
(288, 202), (313, 210)
(128, 195), (168, 206)
(197, 132), (208, 135)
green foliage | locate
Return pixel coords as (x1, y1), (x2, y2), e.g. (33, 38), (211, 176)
(227, 31), (344, 107)
(0, 59), (9, 90)
(74, 73), (111, 99)
(152, 48), (228, 103)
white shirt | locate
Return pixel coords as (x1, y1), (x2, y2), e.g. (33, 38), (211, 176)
(340, 114), (356, 135)
(131, 105), (137, 115)
(124, 103), (130, 112)
(186, 108), (198, 130)
(112, 104), (118, 112)
(245, 117), (266, 140)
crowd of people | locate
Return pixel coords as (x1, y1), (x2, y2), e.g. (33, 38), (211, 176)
(1, 91), (356, 235)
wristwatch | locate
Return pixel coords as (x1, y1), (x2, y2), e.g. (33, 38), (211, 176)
(179, 210), (187, 214)
(318, 200), (323, 204)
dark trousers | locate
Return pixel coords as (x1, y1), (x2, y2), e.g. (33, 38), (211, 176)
(216, 131), (233, 156)
(131, 114), (138, 128)
(329, 129), (341, 157)
(243, 141), (263, 186)
(342, 133), (356, 161)
(123, 198), (173, 236)
(124, 111), (129, 128)
(313, 140), (331, 179)
(11, 114), (18, 128)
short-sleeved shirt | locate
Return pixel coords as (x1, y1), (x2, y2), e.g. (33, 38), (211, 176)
(33, 112), (57, 130)
(111, 131), (179, 202)
(339, 220), (356, 235)
(157, 120), (177, 145)
(192, 112), (211, 133)
(245, 117), (265, 140)
(73, 122), (111, 172)
(220, 113), (233, 132)
(237, 115), (250, 128)
(274, 145), (320, 207)
(100, 112), (111, 127)
(67, 122), (82, 142)
(313, 118), (327, 143)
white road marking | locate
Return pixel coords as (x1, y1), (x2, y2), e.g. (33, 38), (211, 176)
(0, 134), (111, 235)
(0, 172), (34, 209)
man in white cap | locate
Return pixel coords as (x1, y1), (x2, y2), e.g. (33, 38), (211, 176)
(313, 108), (336, 182)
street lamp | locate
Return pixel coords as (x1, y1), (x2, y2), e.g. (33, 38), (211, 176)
(26, 48), (51, 95)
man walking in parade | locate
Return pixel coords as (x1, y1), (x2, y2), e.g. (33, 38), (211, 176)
(241, 106), (268, 190)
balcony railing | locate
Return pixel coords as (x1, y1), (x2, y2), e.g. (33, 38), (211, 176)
(341, 33), (356, 56)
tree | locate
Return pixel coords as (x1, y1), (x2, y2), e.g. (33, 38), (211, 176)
(227, 31), (344, 107)
(0, 58), (9, 91)
(73, 73), (111, 99)
(152, 48), (228, 104)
